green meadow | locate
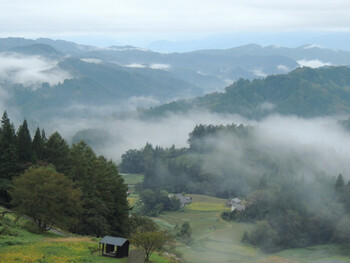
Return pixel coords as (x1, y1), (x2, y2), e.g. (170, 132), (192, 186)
(121, 173), (144, 185)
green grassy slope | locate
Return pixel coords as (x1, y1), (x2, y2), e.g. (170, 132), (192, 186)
(0, 207), (175, 263)
(121, 173), (144, 185)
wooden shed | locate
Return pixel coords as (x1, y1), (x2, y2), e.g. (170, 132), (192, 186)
(99, 236), (130, 258)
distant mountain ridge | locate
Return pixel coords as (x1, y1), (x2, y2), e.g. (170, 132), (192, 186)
(8, 43), (63, 58)
(1, 37), (350, 120)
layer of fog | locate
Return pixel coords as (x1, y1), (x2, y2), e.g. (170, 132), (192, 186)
(0, 86), (10, 114)
(252, 69), (267, 77)
(297, 59), (332, 68)
(38, 110), (350, 181)
(42, 111), (246, 161)
(0, 52), (72, 88)
(124, 63), (170, 70)
(277, 64), (290, 72)
(80, 58), (102, 64)
(203, 114), (350, 192)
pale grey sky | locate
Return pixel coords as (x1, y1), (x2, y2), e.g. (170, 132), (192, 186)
(0, 0), (350, 47)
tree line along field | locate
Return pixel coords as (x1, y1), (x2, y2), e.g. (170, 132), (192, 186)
(124, 187), (350, 263)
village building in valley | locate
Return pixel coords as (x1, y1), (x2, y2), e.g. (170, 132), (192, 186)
(226, 197), (246, 212)
(169, 193), (192, 208)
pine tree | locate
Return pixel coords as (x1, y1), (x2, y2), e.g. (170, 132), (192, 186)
(0, 111), (20, 179)
(41, 129), (47, 159)
(32, 127), (44, 160)
(45, 131), (70, 173)
(17, 120), (32, 162)
(0, 111), (20, 205)
(335, 174), (345, 190)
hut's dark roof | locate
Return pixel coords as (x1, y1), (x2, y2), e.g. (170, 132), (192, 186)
(100, 236), (129, 246)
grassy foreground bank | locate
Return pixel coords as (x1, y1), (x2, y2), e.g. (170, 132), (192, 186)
(0, 207), (175, 263)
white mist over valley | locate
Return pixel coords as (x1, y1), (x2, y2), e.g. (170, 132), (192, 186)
(1, 1), (350, 262)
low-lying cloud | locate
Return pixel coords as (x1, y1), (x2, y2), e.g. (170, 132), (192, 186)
(252, 69), (267, 77)
(42, 111), (245, 162)
(0, 52), (72, 88)
(0, 85), (10, 114)
(80, 58), (102, 64)
(124, 62), (170, 70)
(149, 63), (170, 70)
(35, 109), (350, 184)
(277, 64), (290, 72)
(259, 102), (275, 112)
(125, 63), (147, 68)
(297, 59), (332, 68)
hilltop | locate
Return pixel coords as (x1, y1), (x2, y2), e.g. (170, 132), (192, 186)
(141, 66), (350, 119)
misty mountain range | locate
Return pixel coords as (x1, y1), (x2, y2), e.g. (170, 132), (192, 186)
(1, 37), (350, 120)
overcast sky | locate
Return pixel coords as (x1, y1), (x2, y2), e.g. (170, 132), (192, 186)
(1, 0), (350, 48)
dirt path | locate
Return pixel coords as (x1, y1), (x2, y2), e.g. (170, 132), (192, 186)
(43, 237), (92, 242)
(127, 250), (145, 263)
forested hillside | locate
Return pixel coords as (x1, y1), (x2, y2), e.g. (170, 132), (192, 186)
(0, 111), (130, 237)
(142, 66), (350, 118)
(5, 57), (200, 120)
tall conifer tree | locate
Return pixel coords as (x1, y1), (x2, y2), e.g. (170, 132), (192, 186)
(32, 127), (44, 160)
(17, 120), (32, 162)
(0, 111), (20, 205)
(45, 131), (70, 173)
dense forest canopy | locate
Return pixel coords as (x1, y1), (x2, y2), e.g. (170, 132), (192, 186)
(142, 66), (350, 119)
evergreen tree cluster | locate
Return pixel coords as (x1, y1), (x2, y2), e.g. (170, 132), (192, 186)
(137, 189), (181, 216)
(120, 123), (253, 196)
(0, 111), (130, 237)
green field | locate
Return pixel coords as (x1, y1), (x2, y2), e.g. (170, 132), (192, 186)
(150, 194), (350, 263)
(0, 236), (174, 263)
(122, 173), (143, 207)
(121, 173), (144, 185)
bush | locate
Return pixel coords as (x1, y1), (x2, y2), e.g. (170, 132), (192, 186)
(0, 225), (22, 236)
(245, 221), (280, 252)
(23, 221), (43, 234)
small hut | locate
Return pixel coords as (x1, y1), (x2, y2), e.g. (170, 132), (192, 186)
(99, 236), (130, 258)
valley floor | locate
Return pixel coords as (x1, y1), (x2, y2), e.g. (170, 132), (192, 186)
(149, 194), (350, 263)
